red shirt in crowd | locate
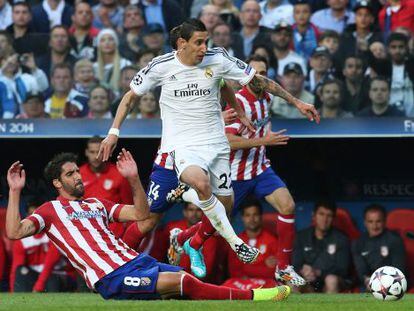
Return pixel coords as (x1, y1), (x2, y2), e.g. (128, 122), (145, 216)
(0, 238), (6, 283)
(80, 163), (133, 238)
(378, 0), (414, 33)
(165, 220), (221, 283)
(223, 229), (278, 289)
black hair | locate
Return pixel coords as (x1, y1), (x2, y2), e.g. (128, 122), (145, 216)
(368, 76), (390, 90)
(245, 54), (269, 70)
(86, 135), (103, 146)
(240, 196), (263, 215)
(44, 153), (78, 185)
(12, 2), (31, 10)
(364, 204), (387, 220)
(136, 48), (158, 63)
(318, 30), (340, 43)
(313, 199), (337, 215)
(387, 32), (409, 46)
(121, 65), (140, 74)
(169, 25), (182, 50)
(320, 78), (343, 95)
(180, 19), (207, 42)
(251, 44), (278, 72)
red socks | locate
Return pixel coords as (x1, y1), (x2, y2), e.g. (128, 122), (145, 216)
(122, 223), (145, 250)
(177, 222), (201, 246)
(277, 214), (295, 269)
(189, 214), (216, 250)
(181, 274), (252, 300)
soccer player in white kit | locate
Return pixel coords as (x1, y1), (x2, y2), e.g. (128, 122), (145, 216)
(99, 19), (319, 277)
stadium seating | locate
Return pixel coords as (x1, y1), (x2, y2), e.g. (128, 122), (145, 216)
(333, 208), (361, 241)
(386, 209), (414, 290)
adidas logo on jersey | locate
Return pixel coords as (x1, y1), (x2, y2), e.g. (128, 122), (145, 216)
(169, 75), (177, 81)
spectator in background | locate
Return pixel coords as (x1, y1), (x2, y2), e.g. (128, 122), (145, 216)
(6, 2), (49, 57)
(136, 48), (157, 69)
(292, 0), (320, 60)
(0, 53), (49, 118)
(119, 6), (145, 62)
(135, 91), (159, 119)
(378, 0), (414, 38)
(16, 94), (50, 119)
(141, 23), (170, 55)
(92, 0), (124, 31)
(86, 85), (113, 119)
(232, 0), (269, 60)
(318, 30), (340, 56)
(199, 4), (221, 37)
(358, 76), (404, 117)
(10, 203), (74, 292)
(318, 79), (353, 118)
(311, 0), (355, 33)
(211, 22), (235, 56)
(223, 198), (278, 290)
(94, 28), (131, 95)
(251, 44), (277, 80)
(259, 0), (293, 30)
(69, 2), (99, 61)
(36, 25), (77, 79)
(73, 59), (97, 97)
(368, 32), (414, 116)
(111, 65), (139, 115)
(305, 46), (335, 94)
(270, 22), (307, 77)
(138, 0), (184, 32)
(31, 0), (73, 33)
(368, 41), (387, 77)
(272, 62), (314, 118)
(45, 63), (88, 119)
(163, 203), (221, 283)
(210, 0), (241, 32)
(0, 0), (13, 30)
(342, 55), (369, 113)
(337, 1), (383, 66)
(0, 30), (13, 65)
(352, 204), (406, 290)
(394, 26), (414, 55)
(293, 200), (351, 293)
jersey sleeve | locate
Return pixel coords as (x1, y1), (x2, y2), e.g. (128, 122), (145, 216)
(129, 61), (162, 95)
(99, 198), (125, 223)
(25, 204), (48, 234)
(218, 48), (256, 85)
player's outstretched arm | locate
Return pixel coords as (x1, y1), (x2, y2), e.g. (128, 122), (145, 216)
(226, 129), (290, 150)
(98, 90), (139, 162)
(6, 161), (36, 240)
(116, 149), (150, 222)
(249, 74), (320, 123)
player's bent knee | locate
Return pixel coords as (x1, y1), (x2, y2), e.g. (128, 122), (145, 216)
(193, 180), (212, 198)
(279, 198), (295, 215)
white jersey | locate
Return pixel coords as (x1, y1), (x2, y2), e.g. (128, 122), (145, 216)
(130, 48), (256, 152)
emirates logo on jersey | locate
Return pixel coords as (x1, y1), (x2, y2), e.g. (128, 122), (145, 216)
(67, 210), (105, 221)
(174, 83), (211, 97)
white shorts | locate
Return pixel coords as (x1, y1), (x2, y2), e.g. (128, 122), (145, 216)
(171, 143), (233, 196)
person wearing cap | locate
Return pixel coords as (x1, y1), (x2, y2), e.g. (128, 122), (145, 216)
(93, 28), (131, 95)
(305, 46), (334, 94)
(378, 0), (414, 36)
(318, 78), (353, 118)
(92, 0), (124, 31)
(310, 0), (355, 34)
(292, 0), (320, 60)
(259, 0), (293, 30)
(271, 62), (314, 118)
(16, 94), (50, 119)
(337, 0), (383, 66)
(271, 21), (307, 77)
(142, 23), (170, 55)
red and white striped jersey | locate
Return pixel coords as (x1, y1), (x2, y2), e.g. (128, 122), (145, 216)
(25, 196), (138, 289)
(153, 149), (174, 170)
(225, 86), (272, 181)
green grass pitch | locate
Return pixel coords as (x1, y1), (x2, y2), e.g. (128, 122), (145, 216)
(1, 293), (413, 311)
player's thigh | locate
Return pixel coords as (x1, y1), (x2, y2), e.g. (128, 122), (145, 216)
(259, 169), (294, 214)
(208, 145), (233, 198)
(265, 187), (295, 215)
(147, 164), (178, 214)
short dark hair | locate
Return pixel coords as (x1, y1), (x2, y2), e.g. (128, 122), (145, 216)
(240, 196), (263, 215)
(51, 62), (73, 78)
(50, 25), (69, 35)
(86, 135), (103, 146)
(136, 48), (157, 63)
(245, 54), (269, 70)
(180, 19), (207, 42)
(212, 22), (232, 33)
(44, 153), (78, 185)
(369, 76), (390, 90)
(169, 25), (182, 50)
(319, 30), (340, 43)
(121, 65), (140, 74)
(364, 204), (387, 219)
(387, 32), (409, 46)
(320, 78), (343, 94)
(12, 1), (31, 11)
(313, 199), (337, 215)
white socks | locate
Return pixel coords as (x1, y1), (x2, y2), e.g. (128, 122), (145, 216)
(182, 187), (201, 206)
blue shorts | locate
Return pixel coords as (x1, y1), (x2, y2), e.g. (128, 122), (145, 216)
(147, 164), (178, 213)
(95, 253), (182, 300)
(232, 167), (286, 212)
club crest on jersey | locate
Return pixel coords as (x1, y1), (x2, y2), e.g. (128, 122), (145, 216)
(204, 67), (213, 79)
(103, 179), (113, 190)
(327, 244), (336, 255)
(381, 246), (389, 257)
